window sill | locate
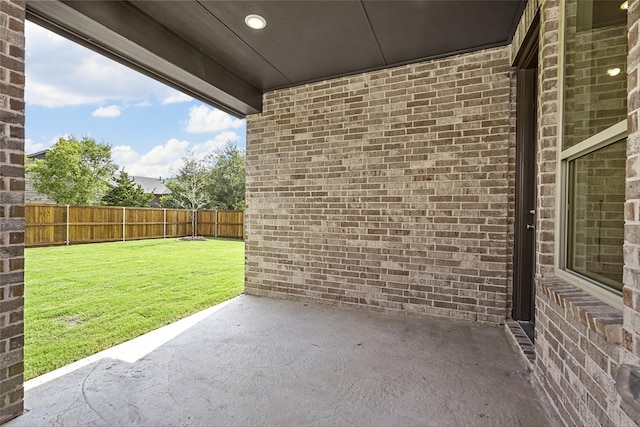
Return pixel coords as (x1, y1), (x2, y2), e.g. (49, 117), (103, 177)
(536, 276), (623, 345)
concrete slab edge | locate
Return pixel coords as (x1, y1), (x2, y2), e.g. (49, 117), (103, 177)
(24, 296), (241, 391)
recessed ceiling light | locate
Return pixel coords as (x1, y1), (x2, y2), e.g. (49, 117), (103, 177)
(621, 1), (629, 10)
(607, 68), (622, 77)
(245, 14), (267, 30)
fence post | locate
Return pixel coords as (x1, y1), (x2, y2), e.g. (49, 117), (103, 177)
(194, 210), (197, 237)
(163, 208), (167, 239)
(66, 204), (70, 245)
(122, 207), (126, 242)
(215, 210), (218, 238)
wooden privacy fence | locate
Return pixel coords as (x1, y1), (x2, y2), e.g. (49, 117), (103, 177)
(25, 204), (244, 247)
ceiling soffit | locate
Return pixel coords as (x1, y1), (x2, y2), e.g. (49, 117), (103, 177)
(25, 1), (526, 117)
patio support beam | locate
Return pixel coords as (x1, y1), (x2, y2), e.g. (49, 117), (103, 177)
(25, 0), (261, 117)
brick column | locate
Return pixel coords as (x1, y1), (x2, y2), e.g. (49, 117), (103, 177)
(0, 0), (25, 422)
(624, 0), (640, 361)
(536, 0), (559, 277)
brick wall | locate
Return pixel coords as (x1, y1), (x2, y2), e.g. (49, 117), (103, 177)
(246, 46), (514, 324)
(0, 0), (24, 422)
(623, 0), (640, 390)
(510, 0), (640, 425)
(535, 0), (559, 277)
(535, 277), (631, 425)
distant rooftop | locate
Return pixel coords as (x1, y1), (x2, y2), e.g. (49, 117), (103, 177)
(26, 149), (49, 160)
(122, 175), (171, 196)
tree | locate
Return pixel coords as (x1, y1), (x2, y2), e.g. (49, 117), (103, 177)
(208, 142), (246, 210)
(26, 135), (118, 205)
(102, 170), (153, 207)
(160, 151), (212, 236)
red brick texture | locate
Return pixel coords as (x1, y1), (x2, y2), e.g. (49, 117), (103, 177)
(246, 46), (514, 324)
(0, 0), (24, 422)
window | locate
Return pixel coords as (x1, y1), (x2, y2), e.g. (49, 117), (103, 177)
(561, 0), (627, 295)
(567, 138), (626, 292)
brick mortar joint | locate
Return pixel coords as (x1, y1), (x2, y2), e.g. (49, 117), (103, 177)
(536, 276), (623, 344)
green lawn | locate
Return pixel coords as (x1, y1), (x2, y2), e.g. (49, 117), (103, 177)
(24, 238), (244, 380)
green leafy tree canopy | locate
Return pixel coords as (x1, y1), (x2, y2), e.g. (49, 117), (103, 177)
(26, 135), (118, 205)
(160, 152), (212, 236)
(208, 142), (246, 211)
(160, 151), (212, 211)
(102, 170), (153, 207)
(158, 142), (246, 233)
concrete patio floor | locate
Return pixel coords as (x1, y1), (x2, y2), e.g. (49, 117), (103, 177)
(8, 295), (557, 426)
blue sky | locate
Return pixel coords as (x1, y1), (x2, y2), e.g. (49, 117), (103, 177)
(25, 21), (247, 178)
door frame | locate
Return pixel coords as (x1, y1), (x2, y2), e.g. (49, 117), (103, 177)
(512, 16), (539, 334)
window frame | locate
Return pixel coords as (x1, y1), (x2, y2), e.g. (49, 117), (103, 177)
(555, 0), (626, 310)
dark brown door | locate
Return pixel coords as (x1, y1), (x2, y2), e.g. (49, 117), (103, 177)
(513, 32), (538, 341)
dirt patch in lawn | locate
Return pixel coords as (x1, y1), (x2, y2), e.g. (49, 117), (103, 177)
(54, 315), (85, 327)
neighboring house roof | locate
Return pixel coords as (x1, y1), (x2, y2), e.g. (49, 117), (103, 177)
(113, 173), (171, 196)
(130, 175), (171, 196)
(26, 149), (49, 160)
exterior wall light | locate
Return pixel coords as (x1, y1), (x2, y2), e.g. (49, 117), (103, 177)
(607, 68), (622, 77)
(621, 1), (629, 10)
(245, 14), (267, 30)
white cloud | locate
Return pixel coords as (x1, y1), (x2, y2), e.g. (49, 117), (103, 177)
(27, 81), (107, 107)
(25, 21), (184, 108)
(162, 91), (192, 105)
(25, 134), (75, 155)
(25, 21), (67, 50)
(112, 145), (140, 165)
(134, 100), (152, 107)
(184, 105), (244, 133)
(140, 139), (189, 165)
(92, 105), (122, 118)
(192, 131), (240, 156)
(111, 132), (246, 178)
(25, 139), (46, 155)
(112, 139), (189, 177)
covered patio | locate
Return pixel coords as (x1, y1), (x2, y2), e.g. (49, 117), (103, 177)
(7, 296), (554, 426)
(3, 0), (640, 425)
